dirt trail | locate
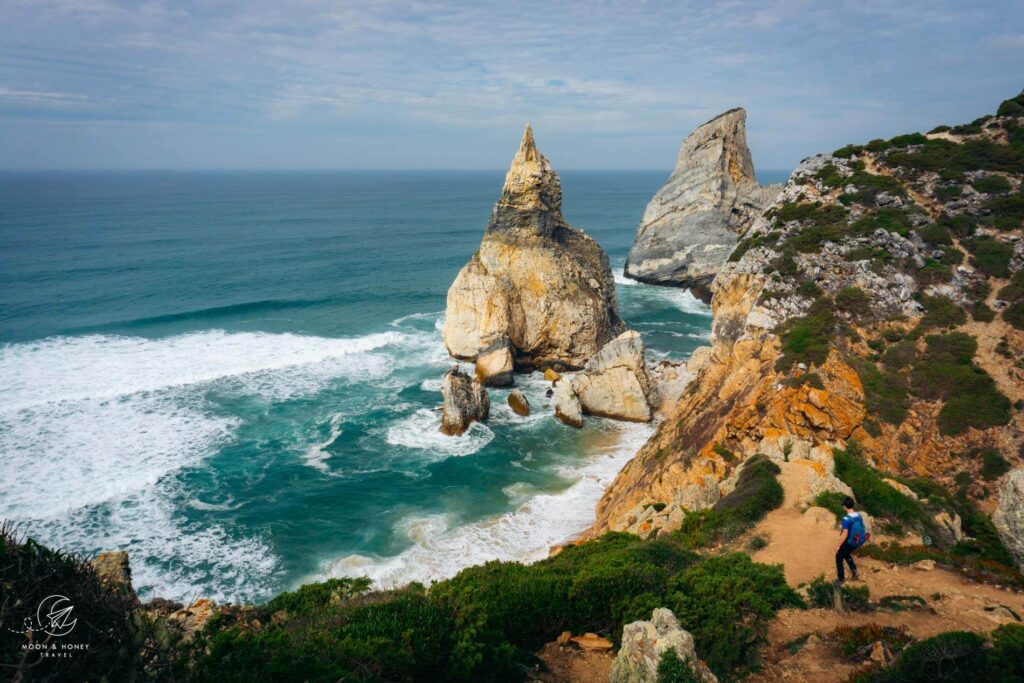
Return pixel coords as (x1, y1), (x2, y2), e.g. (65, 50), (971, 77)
(747, 461), (1024, 681)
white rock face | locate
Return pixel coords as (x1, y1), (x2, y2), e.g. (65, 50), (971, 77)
(625, 108), (779, 296)
(474, 337), (514, 387)
(573, 330), (658, 422)
(994, 469), (1024, 569)
(440, 366), (490, 436)
(611, 608), (718, 683)
(443, 125), (624, 377)
(553, 378), (583, 428)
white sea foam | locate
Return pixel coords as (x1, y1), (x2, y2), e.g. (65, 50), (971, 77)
(614, 270), (638, 286)
(304, 413), (345, 473)
(322, 421), (652, 588)
(385, 408), (494, 458)
(0, 330), (409, 411)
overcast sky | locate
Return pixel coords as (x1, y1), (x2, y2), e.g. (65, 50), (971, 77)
(1, 0), (1023, 171)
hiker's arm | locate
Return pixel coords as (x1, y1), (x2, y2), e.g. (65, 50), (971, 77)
(838, 528), (849, 548)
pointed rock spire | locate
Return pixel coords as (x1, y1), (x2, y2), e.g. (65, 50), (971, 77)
(487, 123), (564, 238)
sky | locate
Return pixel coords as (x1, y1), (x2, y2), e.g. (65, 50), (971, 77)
(1, 0), (1023, 171)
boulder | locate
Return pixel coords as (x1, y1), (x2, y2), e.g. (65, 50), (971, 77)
(572, 331), (658, 422)
(553, 379), (583, 428)
(933, 510), (964, 545)
(507, 389), (531, 416)
(544, 368), (562, 383)
(475, 337), (514, 387)
(610, 608), (718, 683)
(444, 125), (624, 370)
(625, 108), (779, 296)
(569, 632), (614, 652)
(440, 366), (490, 436)
(994, 469), (1024, 570)
(91, 550), (137, 600)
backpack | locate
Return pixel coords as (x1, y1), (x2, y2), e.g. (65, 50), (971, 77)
(848, 513), (869, 549)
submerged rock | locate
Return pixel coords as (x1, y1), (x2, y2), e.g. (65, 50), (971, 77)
(610, 608), (718, 683)
(507, 389), (531, 416)
(440, 366), (490, 436)
(624, 108), (778, 297)
(573, 330), (658, 422)
(444, 125), (624, 373)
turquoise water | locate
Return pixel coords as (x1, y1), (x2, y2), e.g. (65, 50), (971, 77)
(0, 170), (786, 603)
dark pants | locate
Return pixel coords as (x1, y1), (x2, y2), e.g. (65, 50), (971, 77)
(836, 543), (858, 581)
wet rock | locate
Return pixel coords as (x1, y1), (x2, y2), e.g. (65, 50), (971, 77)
(507, 389), (531, 416)
(440, 366), (490, 436)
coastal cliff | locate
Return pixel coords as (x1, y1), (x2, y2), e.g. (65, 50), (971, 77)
(624, 108), (780, 298)
(443, 125), (624, 383)
(593, 94), (1024, 541)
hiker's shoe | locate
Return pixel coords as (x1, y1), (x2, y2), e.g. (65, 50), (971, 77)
(851, 570), (860, 581)
(832, 579), (844, 586)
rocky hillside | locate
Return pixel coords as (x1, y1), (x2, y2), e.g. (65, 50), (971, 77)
(624, 108), (779, 298)
(593, 92), (1024, 549)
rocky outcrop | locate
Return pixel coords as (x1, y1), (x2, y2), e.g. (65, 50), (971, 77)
(92, 550), (136, 600)
(553, 378), (583, 428)
(610, 608), (718, 683)
(573, 331), (658, 423)
(444, 125), (624, 378)
(625, 108), (779, 297)
(507, 389), (530, 416)
(440, 366), (490, 436)
(994, 469), (1024, 570)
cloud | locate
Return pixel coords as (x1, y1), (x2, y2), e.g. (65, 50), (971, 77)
(0, 0), (1022, 168)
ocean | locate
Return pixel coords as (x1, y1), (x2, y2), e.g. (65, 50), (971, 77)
(0, 169), (787, 603)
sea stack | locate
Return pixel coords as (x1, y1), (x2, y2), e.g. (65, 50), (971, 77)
(624, 108), (779, 299)
(443, 125), (624, 383)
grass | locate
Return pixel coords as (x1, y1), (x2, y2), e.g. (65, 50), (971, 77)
(775, 298), (843, 371)
(968, 237), (1014, 278)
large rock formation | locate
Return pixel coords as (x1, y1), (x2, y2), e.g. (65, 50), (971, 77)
(440, 366), (490, 436)
(610, 608), (718, 683)
(573, 330), (659, 423)
(624, 108), (779, 298)
(443, 125), (624, 383)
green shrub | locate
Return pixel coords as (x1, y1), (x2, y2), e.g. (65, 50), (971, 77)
(712, 455), (783, 524)
(813, 491), (847, 521)
(776, 298), (842, 370)
(917, 295), (966, 330)
(970, 301), (996, 322)
(806, 576), (870, 611)
(918, 222), (953, 245)
(796, 279), (823, 299)
(851, 358), (910, 424)
(980, 449), (1011, 481)
(0, 522), (145, 682)
(815, 163), (846, 188)
(998, 92), (1024, 116)
(657, 649), (699, 683)
(972, 174), (1012, 194)
(729, 231), (780, 262)
(833, 445), (922, 523)
(775, 203), (851, 253)
(1004, 301), (1024, 330)
(266, 577), (372, 613)
(887, 137), (1024, 177)
(881, 631), (987, 682)
(998, 269), (1024, 302)
(969, 237), (1014, 278)
(982, 191), (1024, 231)
(989, 624), (1024, 681)
(712, 442), (736, 462)
(665, 554), (801, 673)
(835, 287), (872, 317)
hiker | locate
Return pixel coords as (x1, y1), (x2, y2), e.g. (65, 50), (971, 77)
(835, 496), (868, 585)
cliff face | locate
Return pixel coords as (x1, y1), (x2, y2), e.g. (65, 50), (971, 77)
(594, 96), (1024, 540)
(624, 108), (779, 298)
(444, 126), (624, 380)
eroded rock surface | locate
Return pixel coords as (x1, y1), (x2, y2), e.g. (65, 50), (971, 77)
(573, 330), (658, 423)
(444, 125), (624, 376)
(625, 108), (779, 295)
(994, 469), (1024, 570)
(440, 366), (490, 436)
(610, 608), (718, 683)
